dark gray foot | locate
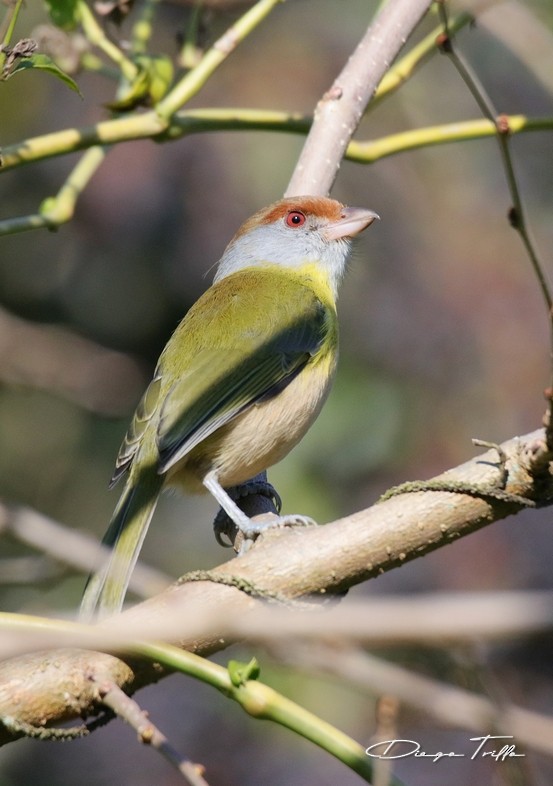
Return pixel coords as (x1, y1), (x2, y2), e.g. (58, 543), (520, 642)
(213, 474), (283, 547)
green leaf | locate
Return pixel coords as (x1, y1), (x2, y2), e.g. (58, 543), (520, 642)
(43, 0), (80, 31)
(228, 658), (261, 687)
(107, 55), (173, 111)
(6, 53), (82, 95)
(137, 54), (173, 103)
(107, 67), (149, 111)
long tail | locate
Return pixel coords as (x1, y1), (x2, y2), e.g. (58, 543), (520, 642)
(80, 471), (164, 621)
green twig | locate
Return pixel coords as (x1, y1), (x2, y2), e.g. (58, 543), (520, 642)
(0, 0), (24, 72)
(2, 107), (551, 176)
(0, 214), (52, 235)
(78, 0), (138, 82)
(0, 0), (24, 48)
(345, 115), (553, 162)
(155, 0), (283, 121)
(167, 107), (310, 137)
(0, 146), (107, 236)
(130, 641), (402, 785)
(0, 613), (401, 785)
(1, 112), (165, 171)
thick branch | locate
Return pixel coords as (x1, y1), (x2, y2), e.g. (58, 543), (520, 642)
(1, 429), (552, 743)
(285, 0), (432, 197)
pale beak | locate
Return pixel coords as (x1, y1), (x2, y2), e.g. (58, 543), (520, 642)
(323, 207), (380, 241)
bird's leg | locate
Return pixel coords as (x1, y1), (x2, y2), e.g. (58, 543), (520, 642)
(211, 473), (282, 547)
(203, 470), (316, 553)
(204, 470), (254, 533)
(213, 472), (282, 553)
(230, 474), (283, 513)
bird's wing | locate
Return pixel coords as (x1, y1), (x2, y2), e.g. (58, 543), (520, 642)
(110, 375), (162, 487)
(156, 300), (330, 474)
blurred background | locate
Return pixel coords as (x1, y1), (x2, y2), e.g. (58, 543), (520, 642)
(1, 0), (553, 784)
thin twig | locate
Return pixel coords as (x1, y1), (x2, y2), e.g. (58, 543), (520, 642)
(0, 0), (24, 50)
(437, 1), (553, 448)
(97, 682), (210, 786)
(3, 589), (553, 661)
(371, 694), (400, 786)
(438, 8), (552, 310)
(40, 145), (108, 224)
(178, 1), (205, 69)
(155, 0), (283, 120)
(78, 0), (138, 81)
(0, 146), (108, 235)
(346, 115), (553, 163)
(1, 109), (552, 178)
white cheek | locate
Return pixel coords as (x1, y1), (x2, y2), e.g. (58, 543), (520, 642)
(215, 224), (351, 290)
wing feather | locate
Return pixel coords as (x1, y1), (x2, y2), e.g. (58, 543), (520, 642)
(109, 267), (336, 483)
(156, 302), (330, 473)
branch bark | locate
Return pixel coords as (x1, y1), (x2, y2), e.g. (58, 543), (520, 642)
(285, 0), (432, 196)
(1, 429), (552, 743)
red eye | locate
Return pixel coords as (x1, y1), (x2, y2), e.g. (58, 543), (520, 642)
(285, 210), (306, 228)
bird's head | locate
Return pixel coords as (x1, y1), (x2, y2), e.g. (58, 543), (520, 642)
(215, 196), (379, 298)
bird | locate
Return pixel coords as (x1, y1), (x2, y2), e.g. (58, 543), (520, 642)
(80, 195), (378, 619)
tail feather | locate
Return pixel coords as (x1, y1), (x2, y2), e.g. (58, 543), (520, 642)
(80, 472), (164, 621)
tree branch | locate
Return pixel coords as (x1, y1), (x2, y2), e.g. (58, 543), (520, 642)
(1, 429), (552, 743)
(285, 0), (432, 197)
(97, 682), (210, 785)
